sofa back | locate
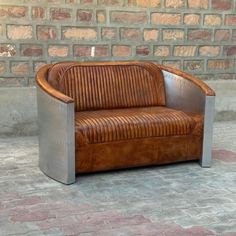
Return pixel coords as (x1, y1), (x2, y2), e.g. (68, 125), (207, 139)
(47, 61), (166, 111)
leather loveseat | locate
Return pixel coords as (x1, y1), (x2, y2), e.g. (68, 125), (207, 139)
(36, 61), (215, 184)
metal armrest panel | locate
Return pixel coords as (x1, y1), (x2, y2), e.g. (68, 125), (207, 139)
(37, 85), (75, 184)
(162, 70), (215, 167)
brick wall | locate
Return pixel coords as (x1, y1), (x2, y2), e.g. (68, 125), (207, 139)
(0, 0), (235, 87)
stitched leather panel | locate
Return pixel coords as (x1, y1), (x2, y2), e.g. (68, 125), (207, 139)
(48, 62), (165, 111)
(75, 106), (199, 145)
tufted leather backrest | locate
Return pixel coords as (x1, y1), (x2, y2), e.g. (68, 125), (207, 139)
(48, 61), (166, 111)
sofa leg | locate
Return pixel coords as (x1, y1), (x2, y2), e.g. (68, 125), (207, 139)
(200, 96), (215, 168)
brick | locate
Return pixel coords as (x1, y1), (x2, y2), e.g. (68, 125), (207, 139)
(143, 29), (158, 41)
(0, 6), (27, 18)
(48, 46), (69, 57)
(34, 62), (47, 72)
(11, 62), (29, 75)
(80, 0), (94, 4)
(212, 0), (232, 10)
(223, 46), (236, 56)
(215, 29), (229, 41)
(0, 44), (16, 57)
(188, 0), (208, 9)
(21, 44), (43, 57)
(136, 46), (150, 56)
(77, 10), (93, 22)
(184, 60), (203, 71)
(162, 29), (184, 41)
(154, 46), (170, 57)
(151, 13), (181, 25)
(32, 7), (45, 19)
(37, 26), (57, 40)
(102, 28), (117, 40)
(207, 59), (230, 69)
(204, 15), (221, 26)
(199, 46), (220, 57)
(121, 28), (140, 41)
(66, 0), (77, 3)
(225, 15), (236, 25)
(174, 46), (196, 56)
(98, 0), (124, 6)
(163, 60), (181, 69)
(50, 8), (72, 21)
(0, 24), (2, 36)
(111, 11), (147, 24)
(188, 30), (212, 41)
(165, 0), (184, 8)
(62, 27), (97, 40)
(112, 45), (131, 57)
(0, 62), (6, 74)
(97, 10), (106, 23)
(0, 78), (27, 87)
(233, 30), (236, 41)
(128, 0), (161, 7)
(7, 25), (32, 40)
(184, 14), (200, 25)
(74, 45), (108, 57)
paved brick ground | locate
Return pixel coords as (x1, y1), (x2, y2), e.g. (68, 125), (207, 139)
(0, 121), (236, 236)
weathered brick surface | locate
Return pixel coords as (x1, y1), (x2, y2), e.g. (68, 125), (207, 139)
(0, 1), (235, 86)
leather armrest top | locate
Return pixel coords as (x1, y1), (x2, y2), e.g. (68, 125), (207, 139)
(36, 64), (74, 104)
(156, 64), (216, 96)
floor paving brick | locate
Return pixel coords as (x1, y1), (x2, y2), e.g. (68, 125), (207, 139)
(0, 121), (236, 235)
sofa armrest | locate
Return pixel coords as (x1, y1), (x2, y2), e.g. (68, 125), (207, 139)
(36, 64), (74, 104)
(36, 65), (75, 184)
(157, 65), (215, 168)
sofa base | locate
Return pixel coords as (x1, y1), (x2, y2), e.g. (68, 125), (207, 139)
(75, 135), (202, 174)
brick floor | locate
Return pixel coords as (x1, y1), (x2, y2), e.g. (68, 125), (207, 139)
(0, 121), (236, 236)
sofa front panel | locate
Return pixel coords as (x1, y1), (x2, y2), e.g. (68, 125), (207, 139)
(75, 135), (202, 173)
(51, 62), (165, 111)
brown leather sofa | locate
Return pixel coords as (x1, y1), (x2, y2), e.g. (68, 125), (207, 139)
(36, 61), (215, 184)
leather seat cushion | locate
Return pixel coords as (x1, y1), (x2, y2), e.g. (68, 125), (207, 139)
(75, 106), (203, 146)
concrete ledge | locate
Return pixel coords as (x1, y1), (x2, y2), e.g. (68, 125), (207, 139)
(0, 80), (235, 135)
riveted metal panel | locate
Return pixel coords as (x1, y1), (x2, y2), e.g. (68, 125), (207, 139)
(37, 85), (75, 184)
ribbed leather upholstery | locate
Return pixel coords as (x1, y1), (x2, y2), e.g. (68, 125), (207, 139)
(48, 62), (165, 111)
(75, 107), (197, 145)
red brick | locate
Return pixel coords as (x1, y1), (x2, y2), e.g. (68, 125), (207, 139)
(77, 10), (93, 22)
(37, 26), (57, 40)
(0, 6), (27, 18)
(215, 29), (229, 41)
(199, 46), (220, 57)
(97, 10), (106, 23)
(165, 0), (184, 8)
(50, 8), (72, 21)
(154, 46), (170, 57)
(48, 46), (69, 57)
(121, 28), (140, 41)
(7, 25), (32, 40)
(163, 60), (181, 69)
(225, 15), (236, 25)
(204, 15), (221, 26)
(111, 11), (147, 24)
(174, 46), (197, 56)
(188, 0), (208, 9)
(80, 0), (94, 4)
(162, 29), (184, 41)
(11, 62), (30, 75)
(21, 44), (43, 57)
(98, 0), (124, 6)
(74, 45), (108, 57)
(136, 46), (150, 56)
(128, 0), (160, 7)
(102, 28), (117, 40)
(208, 59), (231, 69)
(62, 27), (97, 40)
(184, 60), (203, 71)
(143, 29), (158, 41)
(188, 30), (212, 41)
(112, 45), (131, 57)
(184, 14), (200, 25)
(212, 0), (232, 10)
(151, 13), (181, 25)
(0, 61), (6, 74)
(0, 44), (16, 57)
(32, 7), (45, 19)
(224, 46), (236, 56)
(34, 62), (47, 72)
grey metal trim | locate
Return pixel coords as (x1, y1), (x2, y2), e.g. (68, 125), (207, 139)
(162, 70), (215, 168)
(37, 85), (75, 184)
